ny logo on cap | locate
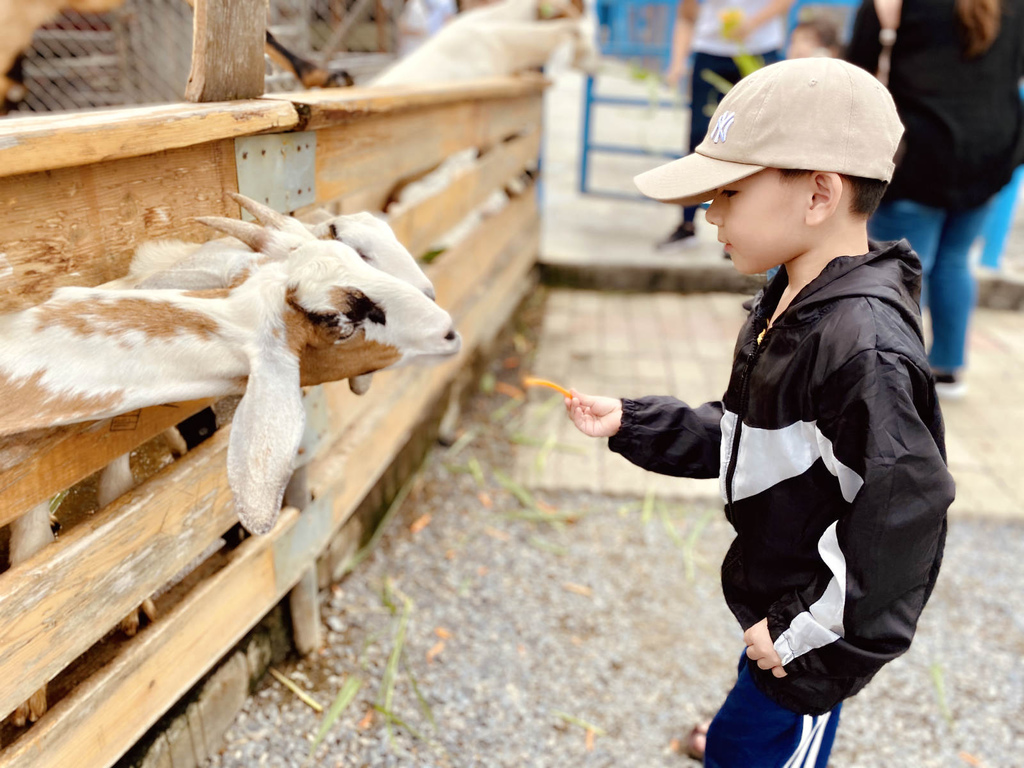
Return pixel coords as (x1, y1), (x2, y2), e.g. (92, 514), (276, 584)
(711, 111), (736, 144)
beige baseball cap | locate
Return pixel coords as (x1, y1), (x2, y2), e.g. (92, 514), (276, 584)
(634, 58), (904, 206)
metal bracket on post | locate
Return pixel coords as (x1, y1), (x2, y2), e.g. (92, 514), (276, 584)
(234, 132), (317, 215)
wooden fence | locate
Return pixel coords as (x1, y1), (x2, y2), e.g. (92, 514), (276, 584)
(0, 74), (544, 767)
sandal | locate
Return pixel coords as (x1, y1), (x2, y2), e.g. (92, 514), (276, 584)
(684, 720), (710, 761)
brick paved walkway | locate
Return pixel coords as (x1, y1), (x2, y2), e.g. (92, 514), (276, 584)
(515, 289), (1024, 519)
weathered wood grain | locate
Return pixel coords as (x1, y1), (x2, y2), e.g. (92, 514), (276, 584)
(312, 95), (542, 208)
(0, 204), (540, 768)
(185, 0), (266, 103)
(0, 400), (216, 529)
(0, 102), (297, 180)
(0, 139), (241, 313)
(263, 75), (547, 132)
(388, 130), (541, 257)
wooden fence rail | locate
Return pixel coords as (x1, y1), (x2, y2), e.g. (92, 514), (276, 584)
(0, 75), (545, 767)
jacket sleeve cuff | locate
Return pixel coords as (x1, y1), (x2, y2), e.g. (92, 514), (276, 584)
(607, 398), (639, 456)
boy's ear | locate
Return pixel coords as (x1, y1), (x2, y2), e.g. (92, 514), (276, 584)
(805, 172), (845, 227)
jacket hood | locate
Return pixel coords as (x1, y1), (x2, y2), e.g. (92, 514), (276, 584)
(756, 240), (925, 340)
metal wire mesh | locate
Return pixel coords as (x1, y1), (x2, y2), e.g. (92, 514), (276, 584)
(7, 0), (403, 115)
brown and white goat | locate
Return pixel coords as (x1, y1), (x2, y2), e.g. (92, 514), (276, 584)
(0, 202), (460, 534)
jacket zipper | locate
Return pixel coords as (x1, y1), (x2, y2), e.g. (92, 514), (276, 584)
(725, 321), (769, 524)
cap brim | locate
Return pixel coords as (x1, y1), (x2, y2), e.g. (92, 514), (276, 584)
(634, 152), (765, 207)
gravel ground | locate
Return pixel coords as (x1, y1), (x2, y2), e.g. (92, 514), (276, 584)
(205, 309), (1024, 768)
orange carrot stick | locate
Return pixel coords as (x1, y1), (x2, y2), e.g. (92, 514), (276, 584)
(522, 376), (572, 398)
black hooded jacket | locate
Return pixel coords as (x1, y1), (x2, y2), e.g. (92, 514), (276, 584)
(608, 242), (954, 715)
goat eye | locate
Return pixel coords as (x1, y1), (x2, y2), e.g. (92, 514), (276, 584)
(355, 248), (372, 263)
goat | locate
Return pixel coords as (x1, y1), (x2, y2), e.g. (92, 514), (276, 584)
(0, 197), (461, 535)
(118, 200), (436, 395)
(370, 0), (598, 87)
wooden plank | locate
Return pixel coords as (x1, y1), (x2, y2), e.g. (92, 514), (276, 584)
(0, 433), (239, 724)
(0, 212), (540, 768)
(389, 130), (541, 257)
(313, 95), (542, 208)
(264, 75), (547, 132)
(0, 399), (216, 529)
(185, 0), (266, 103)
(0, 192), (538, 725)
(0, 139), (240, 313)
(0, 508), (287, 768)
(429, 192), (538, 310)
(0, 102), (297, 180)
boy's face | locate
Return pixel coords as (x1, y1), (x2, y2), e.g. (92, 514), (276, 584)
(704, 169), (809, 275)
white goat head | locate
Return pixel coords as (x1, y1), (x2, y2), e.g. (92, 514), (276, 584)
(0, 212), (461, 535)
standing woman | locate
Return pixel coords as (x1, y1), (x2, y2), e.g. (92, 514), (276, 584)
(658, 0), (795, 252)
(847, 0), (1024, 398)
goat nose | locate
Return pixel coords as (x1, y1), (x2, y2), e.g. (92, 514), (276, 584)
(444, 328), (457, 342)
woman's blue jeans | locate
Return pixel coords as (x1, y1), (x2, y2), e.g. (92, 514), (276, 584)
(868, 198), (993, 373)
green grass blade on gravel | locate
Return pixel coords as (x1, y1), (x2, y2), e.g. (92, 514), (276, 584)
(657, 502), (685, 549)
(444, 427), (479, 459)
(552, 709), (607, 736)
(379, 596), (414, 745)
(682, 508), (717, 583)
(404, 663), (437, 728)
(490, 397), (523, 424)
(493, 469), (539, 509)
(641, 487), (656, 525)
(534, 432), (558, 473)
(930, 662), (955, 727)
(467, 457), (486, 487)
(529, 535), (568, 556)
(304, 676), (362, 766)
(338, 475), (417, 577)
(268, 667), (323, 713)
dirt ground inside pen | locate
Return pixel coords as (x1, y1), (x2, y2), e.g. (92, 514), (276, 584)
(204, 289), (1024, 768)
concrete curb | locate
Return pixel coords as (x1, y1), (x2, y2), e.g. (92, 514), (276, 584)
(541, 259), (1024, 312)
(539, 260), (764, 295)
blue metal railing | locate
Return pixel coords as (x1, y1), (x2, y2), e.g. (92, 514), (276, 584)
(578, 0), (861, 199)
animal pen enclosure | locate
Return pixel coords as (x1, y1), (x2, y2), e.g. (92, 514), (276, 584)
(0, 12), (544, 765)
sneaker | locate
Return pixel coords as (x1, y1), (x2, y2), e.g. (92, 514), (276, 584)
(655, 221), (697, 252)
(933, 372), (968, 401)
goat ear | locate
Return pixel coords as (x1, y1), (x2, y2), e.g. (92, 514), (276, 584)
(227, 339), (306, 535)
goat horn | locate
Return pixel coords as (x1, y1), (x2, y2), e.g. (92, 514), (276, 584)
(194, 216), (268, 251)
(228, 192), (292, 229)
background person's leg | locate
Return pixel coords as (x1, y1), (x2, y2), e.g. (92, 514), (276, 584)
(658, 53), (742, 251)
(928, 200), (993, 378)
(868, 199), (944, 307)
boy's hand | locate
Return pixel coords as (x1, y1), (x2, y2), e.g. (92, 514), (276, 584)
(743, 618), (788, 678)
(565, 389), (623, 438)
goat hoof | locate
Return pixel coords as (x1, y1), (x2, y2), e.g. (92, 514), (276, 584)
(141, 598), (158, 623)
(119, 609), (141, 637)
(13, 684), (47, 726)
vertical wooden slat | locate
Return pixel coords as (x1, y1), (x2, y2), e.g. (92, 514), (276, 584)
(185, 0), (266, 102)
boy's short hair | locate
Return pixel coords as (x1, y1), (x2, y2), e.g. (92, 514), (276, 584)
(778, 169), (889, 217)
(633, 58), (904, 207)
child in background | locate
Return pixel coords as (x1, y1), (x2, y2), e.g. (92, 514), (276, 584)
(786, 16), (842, 59)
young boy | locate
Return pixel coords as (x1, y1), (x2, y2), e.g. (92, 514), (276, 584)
(566, 58), (954, 767)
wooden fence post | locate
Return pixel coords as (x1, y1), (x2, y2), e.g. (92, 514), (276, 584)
(186, 0), (266, 102)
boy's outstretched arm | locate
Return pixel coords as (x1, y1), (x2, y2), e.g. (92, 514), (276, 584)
(567, 392), (723, 478)
(765, 349), (954, 681)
